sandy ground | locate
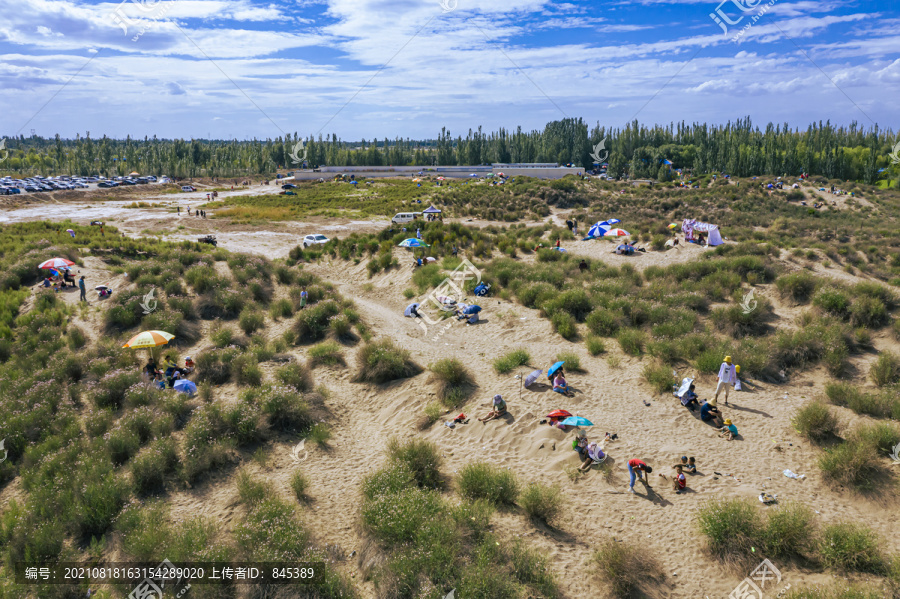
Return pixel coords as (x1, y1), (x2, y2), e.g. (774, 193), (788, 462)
(2, 187), (899, 599)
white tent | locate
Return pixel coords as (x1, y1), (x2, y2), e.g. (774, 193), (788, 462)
(682, 219), (723, 246)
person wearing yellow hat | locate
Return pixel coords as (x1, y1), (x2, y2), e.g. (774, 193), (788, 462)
(715, 355), (737, 404)
(719, 418), (738, 440)
(700, 398), (723, 426)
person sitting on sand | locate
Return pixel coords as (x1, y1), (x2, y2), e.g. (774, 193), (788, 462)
(579, 442), (606, 472)
(719, 418), (738, 440)
(627, 458), (652, 493)
(42, 277), (52, 288)
(478, 395), (507, 423)
(579, 259), (588, 273)
(680, 384), (699, 410)
(184, 356), (195, 373)
(572, 431), (589, 460)
(686, 456), (697, 473)
(552, 371), (574, 397)
(700, 399), (723, 426)
(671, 465), (687, 493)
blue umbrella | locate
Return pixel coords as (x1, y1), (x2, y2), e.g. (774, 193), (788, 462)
(404, 303), (420, 317)
(398, 238), (429, 248)
(553, 247), (567, 252)
(524, 369), (542, 388)
(547, 361), (565, 378)
(587, 222), (611, 238)
(606, 218), (621, 225)
(463, 305), (482, 315)
(560, 416), (593, 427)
(173, 379), (197, 395)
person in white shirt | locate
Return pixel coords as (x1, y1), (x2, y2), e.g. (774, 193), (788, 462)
(715, 355), (737, 405)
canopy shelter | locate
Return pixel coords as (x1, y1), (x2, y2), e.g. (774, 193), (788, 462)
(682, 219), (723, 246)
(422, 206), (442, 214)
(123, 330), (174, 349)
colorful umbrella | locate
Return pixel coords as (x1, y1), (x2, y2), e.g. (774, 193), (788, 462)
(587, 222), (611, 238)
(547, 409), (572, 419)
(123, 330), (175, 349)
(398, 238), (429, 248)
(602, 228), (630, 237)
(561, 416), (593, 426)
(547, 361), (565, 378)
(39, 257), (74, 269)
(524, 369), (542, 388)
(668, 222), (679, 229)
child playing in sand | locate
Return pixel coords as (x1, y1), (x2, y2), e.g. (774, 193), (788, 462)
(685, 456), (697, 473)
(572, 431), (589, 460)
(627, 458), (652, 493)
(719, 418), (738, 440)
(680, 384), (699, 410)
(579, 442), (606, 472)
(478, 395), (507, 423)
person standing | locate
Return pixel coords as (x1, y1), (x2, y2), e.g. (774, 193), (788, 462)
(78, 275), (86, 302)
(715, 356), (737, 405)
(627, 458), (652, 493)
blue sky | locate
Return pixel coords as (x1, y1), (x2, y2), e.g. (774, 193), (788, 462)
(0, 0), (896, 140)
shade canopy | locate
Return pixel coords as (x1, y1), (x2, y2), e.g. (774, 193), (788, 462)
(123, 330), (175, 349)
(422, 206), (442, 213)
(39, 257), (74, 269)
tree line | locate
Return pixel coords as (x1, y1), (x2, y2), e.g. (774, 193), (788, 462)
(0, 117), (897, 184)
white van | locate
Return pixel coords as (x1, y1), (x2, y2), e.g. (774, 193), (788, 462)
(181, 185), (196, 192)
(391, 212), (422, 225)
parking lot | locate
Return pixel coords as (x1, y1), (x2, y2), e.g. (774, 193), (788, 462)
(0, 174), (167, 195)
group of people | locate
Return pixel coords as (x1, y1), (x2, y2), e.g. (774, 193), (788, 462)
(676, 356), (741, 441)
(142, 355), (194, 389)
(42, 271), (92, 301)
(614, 242), (646, 256)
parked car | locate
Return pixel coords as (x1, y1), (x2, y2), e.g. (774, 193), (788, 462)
(98, 181), (118, 188)
(181, 185), (196, 192)
(302, 234), (329, 248)
(391, 212), (423, 225)
(281, 184), (296, 189)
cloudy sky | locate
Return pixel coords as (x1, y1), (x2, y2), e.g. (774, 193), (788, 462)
(0, 0), (896, 140)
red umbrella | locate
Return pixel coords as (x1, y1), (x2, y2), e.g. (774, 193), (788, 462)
(547, 409), (572, 419)
(39, 257), (75, 269)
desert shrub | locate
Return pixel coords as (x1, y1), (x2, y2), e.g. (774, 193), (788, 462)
(457, 462), (518, 505)
(194, 349), (232, 384)
(592, 538), (664, 598)
(430, 357), (472, 403)
(236, 470), (272, 505)
(105, 426), (141, 466)
(819, 522), (886, 573)
(308, 423), (331, 447)
(869, 351), (900, 387)
(518, 482), (563, 525)
(386, 437), (443, 489)
(211, 326), (235, 348)
(616, 329), (645, 356)
(131, 438), (178, 495)
(814, 288), (851, 318)
(776, 271), (818, 304)
(586, 308), (620, 336)
(360, 481), (444, 546)
(850, 422), (900, 455)
(711, 302), (769, 338)
(275, 362), (313, 391)
(763, 501), (817, 558)
(124, 382), (162, 408)
(329, 314), (352, 339)
(550, 311), (578, 340)
(67, 325), (87, 350)
(850, 296), (888, 328)
(269, 298), (293, 320)
(91, 370), (142, 409)
(555, 351), (583, 372)
(258, 386), (312, 431)
(293, 300), (341, 343)
(696, 498), (763, 562)
(585, 336), (605, 355)
(238, 309), (265, 335)
(793, 401), (838, 443)
(509, 540), (559, 598)
(231, 353), (262, 386)
(541, 288), (592, 321)
(354, 338), (420, 383)
(782, 584), (885, 599)
(643, 361), (674, 394)
(825, 383), (896, 418)
(819, 440), (881, 492)
(289, 471), (309, 501)
(222, 402), (262, 445)
(308, 340), (345, 367)
(493, 348), (530, 374)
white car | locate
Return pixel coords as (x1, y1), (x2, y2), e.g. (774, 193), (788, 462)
(302, 234), (329, 248)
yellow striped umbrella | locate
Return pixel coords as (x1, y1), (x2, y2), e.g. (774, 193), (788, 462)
(122, 330), (175, 349)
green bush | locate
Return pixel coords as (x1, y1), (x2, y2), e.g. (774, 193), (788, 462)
(457, 462), (519, 505)
(592, 538), (664, 598)
(386, 437), (443, 489)
(275, 361), (313, 391)
(696, 498), (763, 562)
(555, 351), (583, 372)
(106, 426), (141, 466)
(850, 422), (900, 455)
(776, 271), (818, 304)
(586, 309), (620, 336)
(814, 288), (851, 318)
(819, 522), (886, 573)
(763, 501), (817, 558)
(642, 361), (674, 394)
(616, 329), (645, 356)
(354, 338), (420, 384)
(92, 370), (142, 409)
(550, 311), (578, 340)
(258, 386), (312, 431)
(289, 471), (309, 501)
(793, 401), (838, 443)
(430, 357), (472, 403)
(493, 348), (530, 374)
(269, 298), (294, 320)
(293, 300), (341, 343)
(825, 383), (896, 419)
(231, 353), (262, 386)
(783, 584), (886, 599)
(518, 482), (563, 525)
(308, 423), (331, 447)
(131, 438), (178, 495)
(850, 296), (888, 328)
(869, 351), (900, 387)
(585, 336), (606, 355)
(194, 349), (232, 384)
(238, 309), (265, 335)
(307, 340), (345, 367)
(819, 440), (881, 492)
